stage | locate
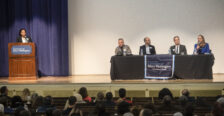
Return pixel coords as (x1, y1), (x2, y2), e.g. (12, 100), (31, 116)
(0, 74), (224, 98)
(0, 74), (224, 84)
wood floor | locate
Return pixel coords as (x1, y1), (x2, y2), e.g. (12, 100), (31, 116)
(1, 74), (224, 97)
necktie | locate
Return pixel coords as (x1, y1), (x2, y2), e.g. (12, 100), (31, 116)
(176, 45), (179, 54)
(120, 47), (123, 55)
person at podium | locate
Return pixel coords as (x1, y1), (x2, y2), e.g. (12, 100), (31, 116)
(139, 37), (156, 55)
(16, 28), (32, 43)
(115, 38), (132, 56)
(169, 36), (187, 55)
(193, 34), (210, 54)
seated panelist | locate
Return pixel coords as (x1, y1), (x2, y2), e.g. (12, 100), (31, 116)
(193, 34), (210, 54)
(115, 38), (132, 56)
(16, 28), (32, 43)
(169, 36), (187, 55)
(139, 37), (156, 55)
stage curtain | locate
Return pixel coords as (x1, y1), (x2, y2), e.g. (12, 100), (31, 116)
(0, 0), (69, 76)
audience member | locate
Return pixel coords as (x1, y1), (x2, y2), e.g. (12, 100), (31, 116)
(53, 109), (62, 116)
(181, 89), (195, 102)
(104, 92), (115, 107)
(212, 102), (223, 116)
(37, 96), (56, 112)
(79, 87), (92, 103)
(158, 88), (173, 99)
(63, 96), (77, 116)
(22, 88), (31, 102)
(139, 108), (153, 116)
(158, 95), (180, 113)
(73, 92), (85, 103)
(32, 96), (43, 110)
(0, 86), (221, 116)
(117, 88), (132, 104)
(0, 86), (11, 107)
(130, 106), (141, 116)
(0, 104), (4, 115)
(216, 97), (224, 109)
(173, 112), (183, 116)
(178, 95), (188, 108)
(11, 96), (24, 110)
(19, 110), (31, 116)
(183, 103), (195, 116)
(143, 103), (156, 114)
(117, 101), (131, 115)
(31, 93), (38, 106)
(0, 86), (9, 97)
(95, 92), (104, 103)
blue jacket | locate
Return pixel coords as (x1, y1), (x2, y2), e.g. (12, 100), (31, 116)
(194, 43), (210, 54)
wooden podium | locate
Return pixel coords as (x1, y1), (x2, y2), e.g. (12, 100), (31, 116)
(8, 43), (37, 80)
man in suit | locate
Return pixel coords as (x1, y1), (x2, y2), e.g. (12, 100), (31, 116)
(115, 38), (132, 56)
(139, 37), (156, 55)
(16, 28), (32, 43)
(169, 36), (187, 55)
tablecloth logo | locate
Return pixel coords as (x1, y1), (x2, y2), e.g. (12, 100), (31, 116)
(144, 55), (175, 79)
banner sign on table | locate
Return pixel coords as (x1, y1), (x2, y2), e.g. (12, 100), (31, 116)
(144, 55), (175, 79)
(11, 45), (32, 55)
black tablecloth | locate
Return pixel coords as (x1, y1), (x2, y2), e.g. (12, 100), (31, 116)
(110, 55), (214, 80)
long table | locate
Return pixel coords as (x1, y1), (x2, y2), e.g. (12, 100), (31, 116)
(110, 55), (214, 80)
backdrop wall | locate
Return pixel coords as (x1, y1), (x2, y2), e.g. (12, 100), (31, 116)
(69, 0), (224, 75)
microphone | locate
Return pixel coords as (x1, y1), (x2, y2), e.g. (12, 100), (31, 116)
(197, 42), (203, 49)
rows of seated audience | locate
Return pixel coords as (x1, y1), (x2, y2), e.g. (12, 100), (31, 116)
(0, 86), (224, 116)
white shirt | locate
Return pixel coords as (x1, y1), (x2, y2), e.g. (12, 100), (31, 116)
(146, 45), (151, 54)
(21, 37), (28, 43)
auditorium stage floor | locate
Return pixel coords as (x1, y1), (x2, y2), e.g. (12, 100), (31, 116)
(1, 74), (224, 97)
(0, 74), (224, 84)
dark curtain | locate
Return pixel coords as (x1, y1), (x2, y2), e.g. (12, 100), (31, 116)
(0, 0), (69, 76)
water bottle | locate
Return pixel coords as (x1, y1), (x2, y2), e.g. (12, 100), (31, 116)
(168, 49), (171, 55)
(140, 49), (143, 56)
(193, 48), (198, 55)
(123, 48), (127, 56)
